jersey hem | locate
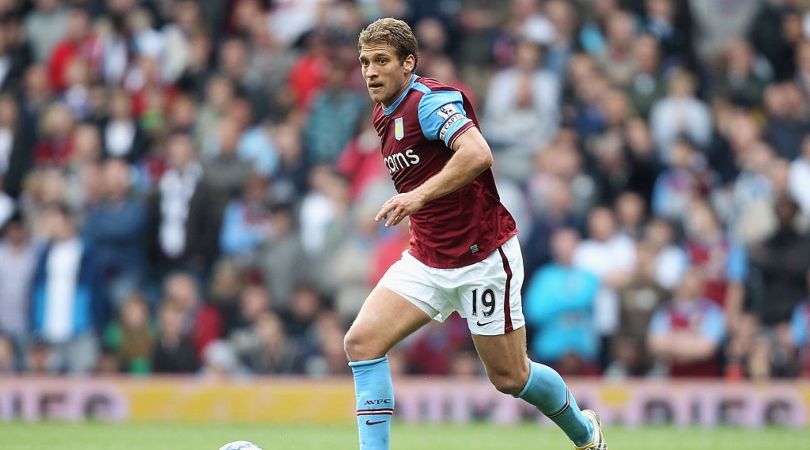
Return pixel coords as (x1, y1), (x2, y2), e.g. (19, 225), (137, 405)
(406, 229), (518, 269)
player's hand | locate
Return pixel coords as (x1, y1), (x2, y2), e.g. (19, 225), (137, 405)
(375, 191), (426, 227)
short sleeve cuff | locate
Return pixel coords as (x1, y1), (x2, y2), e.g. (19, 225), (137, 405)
(444, 119), (474, 148)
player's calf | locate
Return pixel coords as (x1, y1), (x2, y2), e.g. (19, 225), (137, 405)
(516, 362), (596, 448)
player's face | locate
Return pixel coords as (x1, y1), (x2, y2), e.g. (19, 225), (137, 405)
(359, 43), (414, 106)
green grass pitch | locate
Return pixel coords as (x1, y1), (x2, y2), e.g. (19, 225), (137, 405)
(1, 422), (808, 449)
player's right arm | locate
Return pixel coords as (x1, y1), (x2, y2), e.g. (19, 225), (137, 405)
(375, 90), (492, 227)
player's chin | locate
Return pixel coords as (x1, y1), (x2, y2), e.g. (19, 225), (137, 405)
(367, 91), (383, 103)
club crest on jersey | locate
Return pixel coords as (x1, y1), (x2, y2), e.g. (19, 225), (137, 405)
(394, 117), (404, 140)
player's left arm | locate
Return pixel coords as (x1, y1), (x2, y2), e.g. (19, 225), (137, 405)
(376, 92), (493, 227)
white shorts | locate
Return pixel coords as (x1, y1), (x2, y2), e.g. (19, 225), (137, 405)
(378, 235), (525, 336)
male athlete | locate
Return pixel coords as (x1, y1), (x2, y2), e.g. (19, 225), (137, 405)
(344, 18), (607, 450)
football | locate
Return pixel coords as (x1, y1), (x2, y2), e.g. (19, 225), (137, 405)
(218, 440), (263, 450)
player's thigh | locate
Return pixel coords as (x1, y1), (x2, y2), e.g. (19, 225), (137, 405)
(472, 326), (530, 392)
(344, 285), (432, 362)
(457, 237), (526, 336)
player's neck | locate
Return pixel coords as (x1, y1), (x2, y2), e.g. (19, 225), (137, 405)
(381, 74), (413, 108)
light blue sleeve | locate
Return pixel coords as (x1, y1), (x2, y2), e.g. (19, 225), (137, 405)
(417, 89), (473, 147)
(791, 304), (808, 346)
(725, 242), (747, 282)
(699, 305), (726, 344)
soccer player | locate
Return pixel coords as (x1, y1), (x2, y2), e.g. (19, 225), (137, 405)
(344, 18), (608, 450)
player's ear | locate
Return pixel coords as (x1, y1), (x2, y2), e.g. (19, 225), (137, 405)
(403, 54), (415, 74)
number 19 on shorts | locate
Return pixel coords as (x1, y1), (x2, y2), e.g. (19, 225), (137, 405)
(471, 288), (496, 318)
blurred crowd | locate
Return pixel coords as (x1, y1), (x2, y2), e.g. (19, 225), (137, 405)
(0, 0), (809, 381)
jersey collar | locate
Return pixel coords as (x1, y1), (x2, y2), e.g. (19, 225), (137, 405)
(382, 74), (417, 116)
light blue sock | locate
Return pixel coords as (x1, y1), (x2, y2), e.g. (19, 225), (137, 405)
(517, 361), (593, 446)
(349, 356), (394, 450)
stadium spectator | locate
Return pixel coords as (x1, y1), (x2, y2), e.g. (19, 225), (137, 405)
(23, 0), (68, 63)
(270, 120), (309, 202)
(231, 311), (309, 374)
(615, 191), (647, 239)
(162, 271), (222, 360)
(33, 102), (75, 166)
(151, 301), (197, 374)
(682, 200), (748, 318)
(310, 311), (351, 375)
(527, 134), (596, 219)
(542, 0), (578, 78)
(608, 241), (670, 378)
(763, 82), (810, 161)
(573, 207), (636, 365)
(283, 284), (324, 344)
(287, 30), (330, 110)
(484, 39), (560, 181)
(233, 284), (273, 333)
(648, 267), (727, 377)
(29, 203), (103, 374)
(730, 141), (779, 244)
(713, 38), (770, 108)
(0, 94), (35, 199)
(748, 0), (799, 81)
(643, 217), (688, 290)
(524, 228), (600, 375)
(326, 207), (377, 320)
(594, 10), (638, 86)
(102, 292), (153, 374)
(101, 89), (148, 163)
(218, 172), (272, 257)
(147, 132), (213, 276)
(640, 0), (693, 65)
(47, 7), (101, 93)
(748, 196), (810, 327)
(688, 0), (761, 63)
(206, 259), (244, 337)
(625, 34), (666, 119)
(303, 62), (368, 164)
(0, 214), (36, 348)
(523, 177), (583, 278)
(632, 122), (662, 197)
(252, 202), (310, 309)
(651, 137), (713, 221)
(83, 158), (148, 309)
(649, 69), (712, 158)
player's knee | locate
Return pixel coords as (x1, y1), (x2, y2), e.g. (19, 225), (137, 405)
(343, 327), (382, 362)
(488, 367), (530, 396)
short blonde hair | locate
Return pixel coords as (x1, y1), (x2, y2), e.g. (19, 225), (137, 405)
(358, 18), (419, 70)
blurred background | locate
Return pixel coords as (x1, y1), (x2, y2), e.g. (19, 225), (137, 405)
(0, 0), (809, 426)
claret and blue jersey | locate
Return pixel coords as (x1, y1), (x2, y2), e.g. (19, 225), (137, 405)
(372, 74), (516, 269)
